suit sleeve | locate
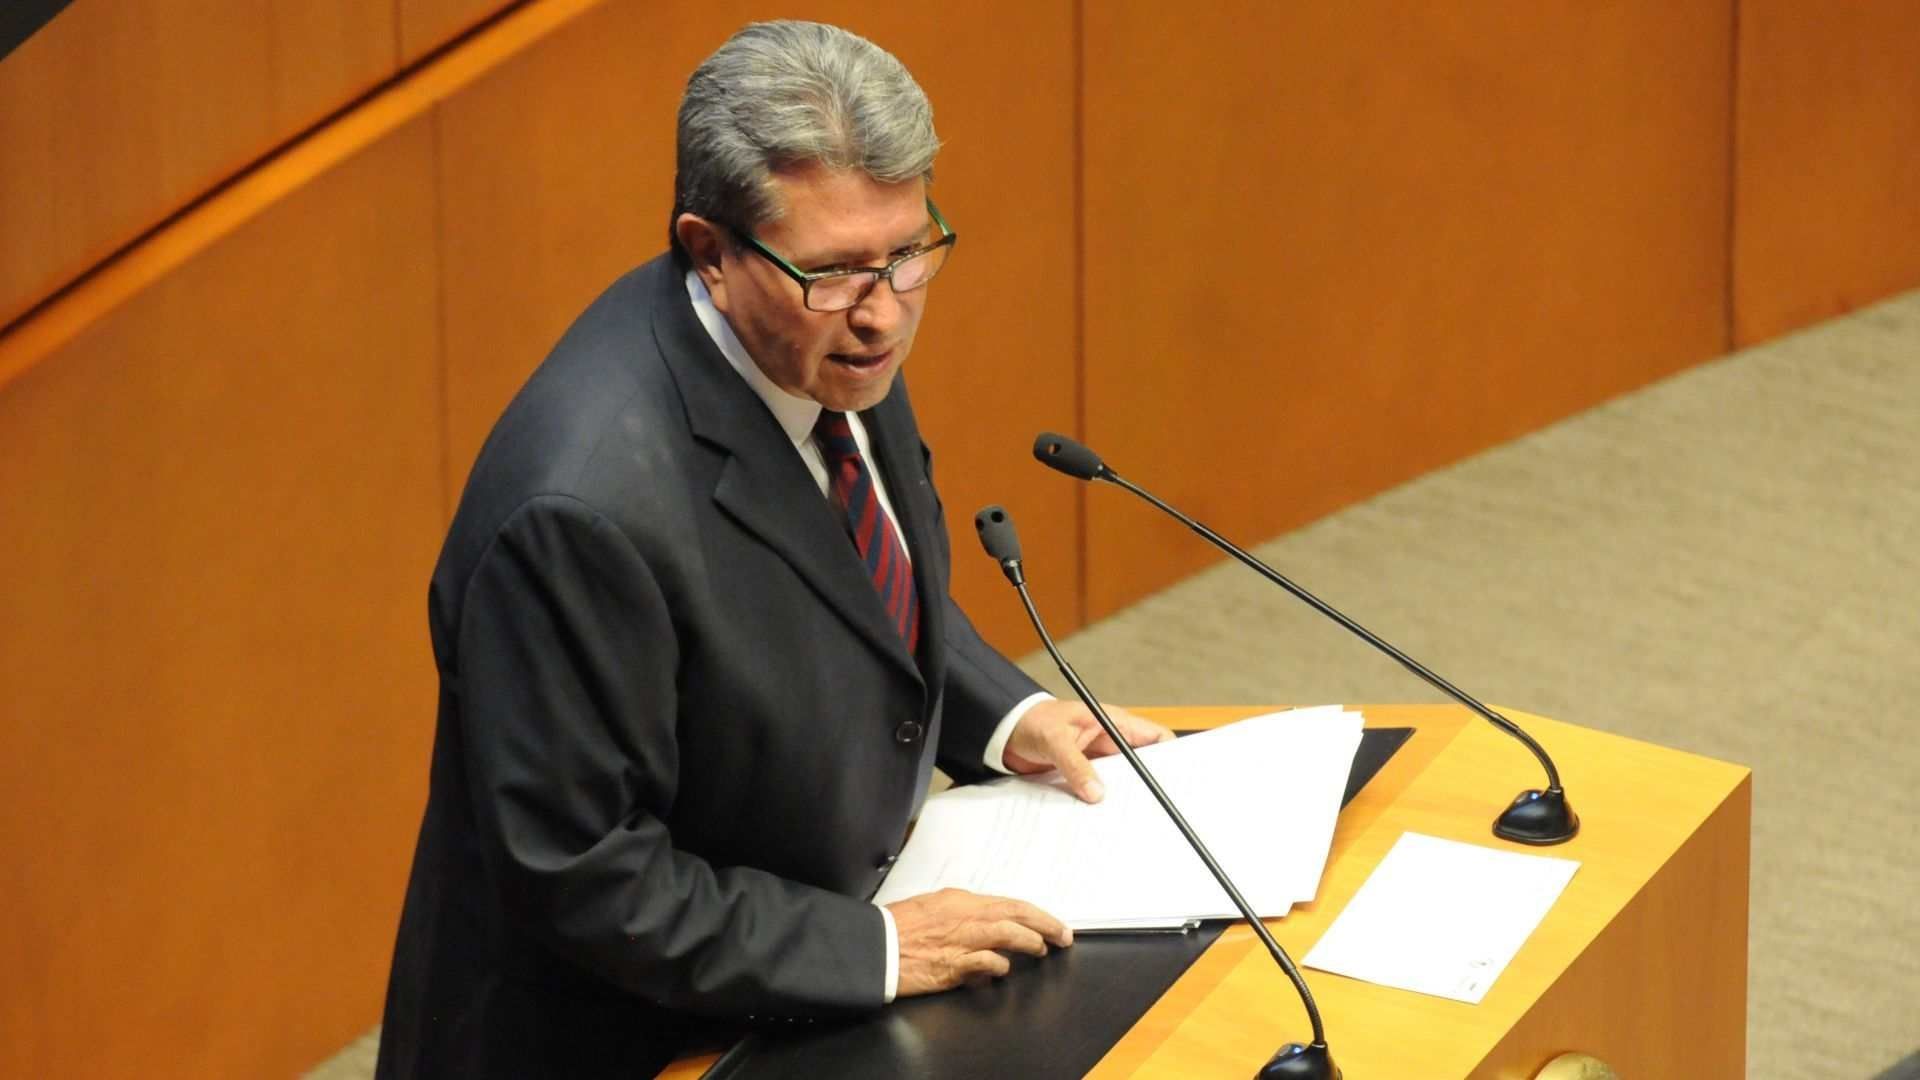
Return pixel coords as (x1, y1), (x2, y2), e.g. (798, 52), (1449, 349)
(910, 441), (1045, 782)
(939, 598), (1045, 782)
(454, 494), (885, 1018)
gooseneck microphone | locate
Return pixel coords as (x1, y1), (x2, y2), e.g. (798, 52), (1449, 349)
(973, 505), (1339, 1080)
(1031, 432), (1578, 846)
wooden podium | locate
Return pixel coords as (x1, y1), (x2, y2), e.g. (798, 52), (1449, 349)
(669, 705), (1750, 1079)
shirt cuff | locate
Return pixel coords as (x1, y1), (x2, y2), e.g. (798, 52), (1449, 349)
(876, 902), (900, 1004)
(982, 691), (1054, 775)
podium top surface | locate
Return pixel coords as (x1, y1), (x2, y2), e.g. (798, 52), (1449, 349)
(1098, 704), (1751, 1079)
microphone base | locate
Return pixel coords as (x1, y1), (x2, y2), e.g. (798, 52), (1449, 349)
(1257, 1041), (1339, 1079)
(1493, 787), (1579, 845)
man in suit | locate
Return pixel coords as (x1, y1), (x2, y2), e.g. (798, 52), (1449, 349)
(374, 20), (1171, 1078)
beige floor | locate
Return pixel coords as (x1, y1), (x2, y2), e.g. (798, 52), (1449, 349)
(313, 289), (1920, 1078)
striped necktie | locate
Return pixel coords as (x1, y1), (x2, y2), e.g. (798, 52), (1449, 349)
(814, 410), (920, 654)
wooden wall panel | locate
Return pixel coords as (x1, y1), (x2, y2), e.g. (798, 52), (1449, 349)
(433, 0), (673, 499)
(435, 0), (1080, 652)
(1733, 2), (1920, 344)
(1080, 4), (1732, 619)
(0, 0), (397, 329)
(0, 119), (442, 1078)
(399, 0), (511, 64)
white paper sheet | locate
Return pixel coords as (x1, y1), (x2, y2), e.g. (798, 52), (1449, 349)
(1303, 831), (1580, 1004)
(874, 706), (1364, 929)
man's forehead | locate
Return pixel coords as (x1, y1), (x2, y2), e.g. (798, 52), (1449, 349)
(761, 165), (930, 263)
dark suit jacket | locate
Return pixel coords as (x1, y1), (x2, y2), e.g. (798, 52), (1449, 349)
(375, 254), (1041, 1078)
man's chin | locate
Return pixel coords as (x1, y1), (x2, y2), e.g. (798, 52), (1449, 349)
(817, 362), (901, 412)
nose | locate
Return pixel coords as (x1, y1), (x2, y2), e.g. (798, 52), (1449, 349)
(847, 278), (905, 336)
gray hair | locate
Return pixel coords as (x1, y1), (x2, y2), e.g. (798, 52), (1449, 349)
(671, 21), (939, 259)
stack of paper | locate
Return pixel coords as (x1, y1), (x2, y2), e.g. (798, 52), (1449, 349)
(875, 706), (1365, 930)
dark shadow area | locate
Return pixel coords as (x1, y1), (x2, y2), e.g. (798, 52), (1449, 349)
(1, 0), (72, 62)
(1876, 1050), (1920, 1080)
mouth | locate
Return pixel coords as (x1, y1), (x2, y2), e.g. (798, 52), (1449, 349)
(826, 348), (895, 374)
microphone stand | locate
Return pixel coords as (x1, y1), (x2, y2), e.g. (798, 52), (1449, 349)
(975, 505), (1339, 1080)
(1035, 433), (1578, 846)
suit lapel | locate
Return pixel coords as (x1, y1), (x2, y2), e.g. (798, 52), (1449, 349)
(649, 264), (924, 687)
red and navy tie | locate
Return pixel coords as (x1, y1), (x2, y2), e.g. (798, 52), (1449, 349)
(815, 410), (920, 654)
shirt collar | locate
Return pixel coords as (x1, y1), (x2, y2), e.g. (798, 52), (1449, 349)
(684, 269), (822, 449)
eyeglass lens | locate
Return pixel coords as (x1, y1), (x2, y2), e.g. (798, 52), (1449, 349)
(807, 243), (951, 311)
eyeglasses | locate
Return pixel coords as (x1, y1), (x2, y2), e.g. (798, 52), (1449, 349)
(731, 200), (958, 313)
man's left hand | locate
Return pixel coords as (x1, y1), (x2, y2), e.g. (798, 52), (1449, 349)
(1003, 700), (1175, 803)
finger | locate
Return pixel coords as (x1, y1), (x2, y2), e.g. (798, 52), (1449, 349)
(924, 948), (1010, 989)
(1097, 705), (1165, 742)
(902, 949), (1008, 995)
(1075, 708), (1129, 757)
(1073, 723), (1102, 753)
(1089, 708), (1174, 754)
(957, 919), (1048, 957)
(959, 950), (1013, 981)
(959, 968), (997, 989)
(1082, 723), (1122, 757)
(986, 897), (1074, 947)
(1045, 726), (1103, 802)
(1126, 712), (1177, 745)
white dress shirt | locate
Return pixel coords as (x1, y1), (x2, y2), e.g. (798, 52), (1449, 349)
(685, 271), (1047, 1002)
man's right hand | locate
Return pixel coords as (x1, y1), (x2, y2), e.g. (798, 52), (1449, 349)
(885, 888), (1073, 996)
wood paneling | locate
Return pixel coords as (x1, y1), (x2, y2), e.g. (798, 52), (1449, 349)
(398, 0), (510, 64)
(1733, 3), (1920, 344)
(434, 1), (1080, 652)
(432, 0), (678, 501)
(0, 0), (601, 395)
(0, 118), (442, 1078)
(1079, 4), (1732, 619)
(0, 0), (397, 329)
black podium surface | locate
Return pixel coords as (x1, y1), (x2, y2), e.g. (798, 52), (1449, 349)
(702, 726), (1412, 1080)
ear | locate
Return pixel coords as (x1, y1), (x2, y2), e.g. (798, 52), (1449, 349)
(675, 213), (733, 310)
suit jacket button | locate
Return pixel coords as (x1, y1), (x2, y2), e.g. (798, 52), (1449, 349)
(894, 720), (924, 745)
(877, 853), (898, 871)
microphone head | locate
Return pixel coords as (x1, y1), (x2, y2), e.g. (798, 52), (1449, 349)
(973, 505), (1023, 564)
(1032, 432), (1109, 481)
